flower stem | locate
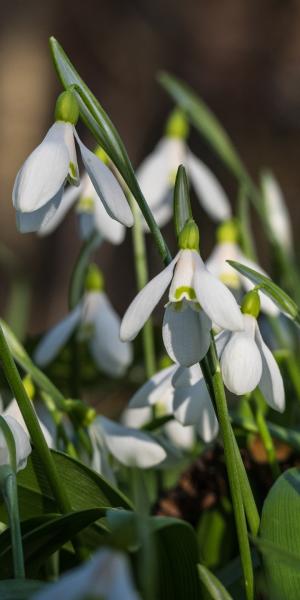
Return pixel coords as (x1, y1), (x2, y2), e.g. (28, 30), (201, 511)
(201, 340), (255, 600)
(0, 466), (25, 578)
(0, 325), (72, 516)
(251, 390), (280, 480)
(130, 197), (156, 379)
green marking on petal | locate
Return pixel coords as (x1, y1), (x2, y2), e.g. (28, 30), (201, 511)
(174, 286), (196, 301)
(77, 196), (95, 213)
(69, 162), (77, 178)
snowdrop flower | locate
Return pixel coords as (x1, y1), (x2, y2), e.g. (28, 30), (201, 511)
(0, 415), (31, 471)
(32, 548), (140, 600)
(13, 90), (133, 233)
(136, 109), (231, 229)
(121, 219), (243, 367)
(90, 415), (166, 474)
(4, 398), (55, 449)
(261, 170), (293, 254)
(217, 289), (285, 411)
(34, 265), (132, 377)
(206, 220), (279, 316)
(38, 149), (126, 244)
(129, 363), (218, 443)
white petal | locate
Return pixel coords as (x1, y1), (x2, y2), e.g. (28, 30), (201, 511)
(93, 195), (125, 244)
(38, 184), (81, 236)
(164, 420), (195, 450)
(142, 190), (174, 231)
(136, 138), (181, 209)
(120, 253), (180, 341)
(255, 324), (285, 412)
(215, 329), (231, 358)
(262, 171), (293, 253)
(237, 253), (280, 317)
(83, 292), (132, 377)
(75, 134), (133, 227)
(162, 301), (211, 367)
(13, 122), (70, 212)
(16, 186), (64, 234)
(4, 399), (55, 449)
(0, 415), (31, 471)
(34, 305), (82, 367)
(221, 327), (262, 395)
(100, 416), (166, 468)
(196, 403), (219, 443)
(32, 548), (140, 600)
(169, 249), (197, 301)
(206, 242), (241, 288)
(64, 124), (80, 185)
(121, 406), (153, 428)
(187, 151), (232, 221)
(193, 253), (243, 331)
(129, 365), (176, 408)
(89, 422), (117, 484)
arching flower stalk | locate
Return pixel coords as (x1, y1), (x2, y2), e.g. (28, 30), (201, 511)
(121, 219), (243, 367)
(13, 90), (133, 233)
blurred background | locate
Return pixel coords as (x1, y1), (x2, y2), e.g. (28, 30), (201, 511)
(1, 0), (300, 336)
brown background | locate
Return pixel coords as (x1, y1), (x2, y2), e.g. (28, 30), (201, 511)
(1, 0), (300, 335)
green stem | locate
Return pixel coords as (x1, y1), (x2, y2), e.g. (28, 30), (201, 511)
(251, 391), (280, 480)
(68, 231), (102, 310)
(237, 184), (257, 261)
(1, 467), (25, 578)
(0, 325), (72, 515)
(130, 197), (156, 379)
(201, 341), (254, 600)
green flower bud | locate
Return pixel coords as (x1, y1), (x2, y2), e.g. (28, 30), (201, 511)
(241, 289), (261, 318)
(178, 219), (200, 251)
(94, 146), (110, 165)
(216, 219), (239, 244)
(54, 90), (80, 125)
(165, 109), (189, 139)
(64, 399), (96, 427)
(85, 264), (105, 292)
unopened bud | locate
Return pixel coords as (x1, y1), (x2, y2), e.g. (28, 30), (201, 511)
(85, 264), (105, 292)
(217, 220), (238, 244)
(241, 289), (260, 318)
(178, 219), (200, 251)
(55, 90), (80, 125)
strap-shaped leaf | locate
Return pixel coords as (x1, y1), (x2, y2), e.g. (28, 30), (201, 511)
(227, 260), (299, 323)
(198, 564), (233, 599)
(49, 37), (171, 265)
(173, 165), (192, 237)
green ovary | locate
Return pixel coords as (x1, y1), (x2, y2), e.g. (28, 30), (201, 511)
(174, 286), (196, 301)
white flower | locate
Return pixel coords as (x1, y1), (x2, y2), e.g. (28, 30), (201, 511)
(137, 137), (231, 228)
(120, 245), (243, 367)
(90, 415), (166, 470)
(38, 171), (126, 244)
(217, 313), (285, 411)
(32, 548), (140, 600)
(0, 415), (31, 471)
(128, 364), (218, 444)
(3, 399), (55, 449)
(34, 291), (132, 377)
(13, 95), (133, 233)
(206, 240), (279, 316)
(261, 171), (293, 254)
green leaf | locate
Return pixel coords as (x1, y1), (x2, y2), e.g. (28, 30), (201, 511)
(0, 579), (42, 599)
(1, 319), (65, 410)
(173, 165), (192, 237)
(0, 449), (132, 523)
(158, 72), (247, 182)
(0, 508), (106, 578)
(197, 503), (235, 570)
(259, 468), (300, 599)
(231, 411), (300, 452)
(227, 260), (300, 322)
(198, 564), (233, 600)
(49, 37), (171, 265)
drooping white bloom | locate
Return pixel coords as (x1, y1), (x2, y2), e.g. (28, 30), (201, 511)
(121, 243), (243, 367)
(128, 363), (219, 444)
(0, 415), (31, 471)
(90, 415), (166, 471)
(217, 313), (285, 411)
(4, 398), (55, 449)
(261, 170), (293, 254)
(32, 548), (140, 600)
(13, 91), (133, 233)
(206, 240), (279, 316)
(136, 111), (231, 228)
(34, 291), (132, 377)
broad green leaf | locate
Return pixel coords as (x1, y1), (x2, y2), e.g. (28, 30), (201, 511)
(173, 165), (192, 237)
(158, 72), (247, 182)
(0, 508), (106, 578)
(0, 449), (132, 523)
(227, 261), (300, 323)
(1, 319), (65, 410)
(49, 37), (171, 265)
(198, 564), (233, 600)
(68, 232), (102, 309)
(260, 468), (300, 599)
(0, 579), (42, 599)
